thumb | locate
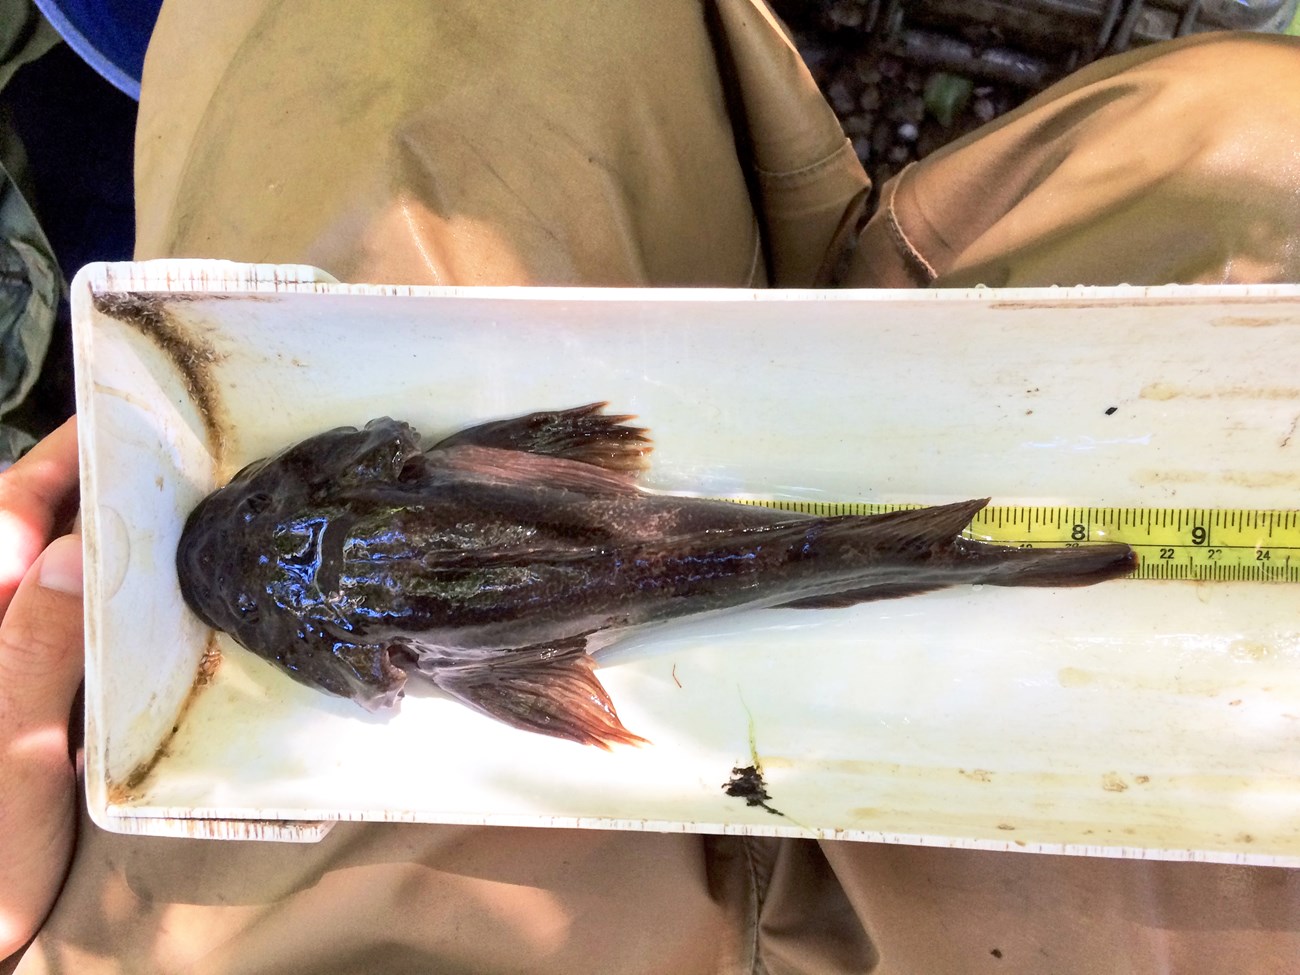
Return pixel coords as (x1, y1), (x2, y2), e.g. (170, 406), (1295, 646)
(0, 534), (84, 957)
(0, 534), (85, 729)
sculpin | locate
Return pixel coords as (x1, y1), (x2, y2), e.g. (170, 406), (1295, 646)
(176, 404), (1136, 747)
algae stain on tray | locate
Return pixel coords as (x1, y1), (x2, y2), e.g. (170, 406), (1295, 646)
(107, 633), (224, 803)
(91, 291), (237, 799)
(91, 291), (235, 465)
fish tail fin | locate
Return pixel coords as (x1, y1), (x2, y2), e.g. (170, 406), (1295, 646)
(956, 538), (1138, 587)
(436, 641), (647, 749)
(770, 499), (1135, 608)
(799, 498), (1136, 586)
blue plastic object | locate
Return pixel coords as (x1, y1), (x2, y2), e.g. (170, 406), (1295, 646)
(31, 0), (164, 100)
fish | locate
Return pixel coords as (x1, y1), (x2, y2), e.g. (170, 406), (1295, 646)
(176, 403), (1137, 747)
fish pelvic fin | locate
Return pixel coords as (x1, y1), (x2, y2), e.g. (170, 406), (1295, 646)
(436, 640), (648, 749)
(429, 403), (651, 475)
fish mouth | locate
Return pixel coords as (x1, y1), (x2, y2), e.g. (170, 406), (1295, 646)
(175, 497), (227, 630)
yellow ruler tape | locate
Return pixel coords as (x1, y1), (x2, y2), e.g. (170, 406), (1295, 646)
(740, 502), (1300, 583)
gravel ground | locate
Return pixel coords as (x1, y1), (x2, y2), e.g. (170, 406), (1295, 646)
(778, 2), (1039, 189)
(781, 0), (1299, 190)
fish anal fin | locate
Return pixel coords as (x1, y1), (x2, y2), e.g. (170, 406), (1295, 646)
(437, 641), (648, 749)
(775, 583), (946, 609)
(430, 403), (652, 475)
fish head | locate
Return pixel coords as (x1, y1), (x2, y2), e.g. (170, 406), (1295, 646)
(177, 418), (421, 639)
(179, 487), (408, 714)
(176, 455), (409, 709)
(176, 420), (421, 708)
(175, 453), (288, 645)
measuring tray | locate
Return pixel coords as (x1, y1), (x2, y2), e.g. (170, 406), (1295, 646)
(72, 260), (1300, 860)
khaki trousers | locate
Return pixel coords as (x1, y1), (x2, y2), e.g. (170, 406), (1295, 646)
(20, 3), (1300, 972)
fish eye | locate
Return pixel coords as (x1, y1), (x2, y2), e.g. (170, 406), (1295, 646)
(236, 591), (261, 622)
(241, 492), (273, 522)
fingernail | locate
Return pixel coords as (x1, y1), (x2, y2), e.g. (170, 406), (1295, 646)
(39, 535), (84, 595)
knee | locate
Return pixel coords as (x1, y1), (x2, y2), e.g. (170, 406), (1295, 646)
(1135, 32), (1300, 123)
(1110, 32), (1300, 282)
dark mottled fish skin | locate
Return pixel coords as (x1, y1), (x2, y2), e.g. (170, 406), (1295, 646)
(176, 404), (1137, 747)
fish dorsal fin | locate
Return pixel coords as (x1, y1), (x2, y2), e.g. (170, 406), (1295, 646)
(434, 639), (647, 748)
(428, 403), (651, 475)
(423, 444), (646, 496)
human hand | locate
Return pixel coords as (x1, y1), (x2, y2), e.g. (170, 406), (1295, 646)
(0, 418), (83, 960)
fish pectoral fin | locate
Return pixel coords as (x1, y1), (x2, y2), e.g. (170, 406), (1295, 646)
(428, 403), (651, 475)
(436, 641), (648, 749)
(276, 625), (408, 711)
(280, 418), (422, 488)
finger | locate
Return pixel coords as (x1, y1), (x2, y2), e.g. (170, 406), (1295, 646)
(0, 417), (79, 618)
(0, 534), (84, 956)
